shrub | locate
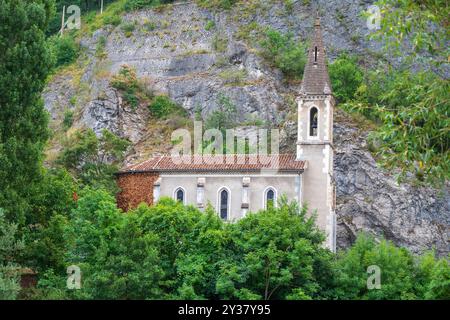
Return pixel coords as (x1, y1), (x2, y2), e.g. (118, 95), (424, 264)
(95, 36), (107, 59)
(329, 54), (364, 103)
(0, 209), (24, 300)
(62, 110), (74, 131)
(212, 34), (228, 52)
(204, 94), (237, 132)
(49, 35), (79, 68)
(124, 0), (175, 11)
(149, 95), (186, 119)
(205, 20), (215, 31)
(110, 65), (139, 108)
(260, 28), (306, 80)
(143, 20), (157, 32)
(121, 21), (136, 37)
(102, 14), (122, 27)
(57, 129), (130, 192)
(196, 0), (237, 10)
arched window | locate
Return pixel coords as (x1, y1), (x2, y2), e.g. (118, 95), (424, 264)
(218, 188), (229, 220)
(174, 187), (185, 204)
(309, 107), (318, 137)
(264, 187), (277, 210)
(314, 46), (318, 63)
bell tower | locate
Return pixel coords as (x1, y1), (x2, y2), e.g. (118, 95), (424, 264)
(297, 16), (336, 252)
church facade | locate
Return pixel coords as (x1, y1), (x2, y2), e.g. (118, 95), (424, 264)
(116, 17), (337, 252)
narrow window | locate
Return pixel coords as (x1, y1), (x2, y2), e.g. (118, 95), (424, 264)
(175, 188), (185, 203)
(314, 46), (318, 63)
(219, 189), (229, 220)
(266, 189), (275, 209)
(310, 107), (318, 137)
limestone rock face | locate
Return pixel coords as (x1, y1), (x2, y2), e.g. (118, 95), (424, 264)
(43, 1), (449, 255)
(334, 110), (449, 256)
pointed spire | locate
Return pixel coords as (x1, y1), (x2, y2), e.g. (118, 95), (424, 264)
(300, 15), (332, 95)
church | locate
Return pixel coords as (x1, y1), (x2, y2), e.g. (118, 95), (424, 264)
(116, 17), (337, 252)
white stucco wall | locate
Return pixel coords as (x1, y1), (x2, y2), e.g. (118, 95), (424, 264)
(158, 174), (301, 220)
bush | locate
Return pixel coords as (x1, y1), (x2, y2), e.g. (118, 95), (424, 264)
(110, 65), (140, 108)
(121, 21), (136, 37)
(204, 94), (237, 132)
(102, 14), (122, 27)
(57, 129), (130, 193)
(0, 209), (24, 300)
(334, 234), (450, 300)
(49, 35), (79, 68)
(196, 0), (237, 10)
(124, 0), (175, 11)
(329, 54), (364, 103)
(260, 28), (306, 80)
(62, 110), (74, 131)
(205, 20), (215, 31)
(218, 68), (248, 85)
(149, 95), (186, 119)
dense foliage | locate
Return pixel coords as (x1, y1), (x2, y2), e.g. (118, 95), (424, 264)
(0, 0), (54, 225)
(25, 191), (449, 300)
(0, 209), (24, 300)
(48, 34), (80, 68)
(360, 0), (450, 184)
(329, 56), (449, 184)
(260, 28), (307, 80)
(329, 54), (364, 103)
(56, 128), (130, 192)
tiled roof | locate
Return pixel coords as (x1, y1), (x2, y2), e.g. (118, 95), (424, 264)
(119, 154), (306, 174)
(300, 16), (333, 96)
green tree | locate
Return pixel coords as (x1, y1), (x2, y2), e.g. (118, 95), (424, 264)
(415, 251), (450, 300)
(205, 94), (237, 132)
(0, 209), (25, 300)
(347, 69), (449, 184)
(61, 189), (164, 299)
(371, 0), (449, 77)
(351, 0), (450, 184)
(57, 129), (130, 193)
(0, 0), (54, 225)
(334, 234), (450, 300)
(216, 198), (335, 300)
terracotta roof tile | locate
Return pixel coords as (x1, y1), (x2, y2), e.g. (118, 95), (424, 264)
(119, 154), (306, 174)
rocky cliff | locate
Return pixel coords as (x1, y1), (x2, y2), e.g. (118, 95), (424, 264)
(43, 1), (449, 255)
